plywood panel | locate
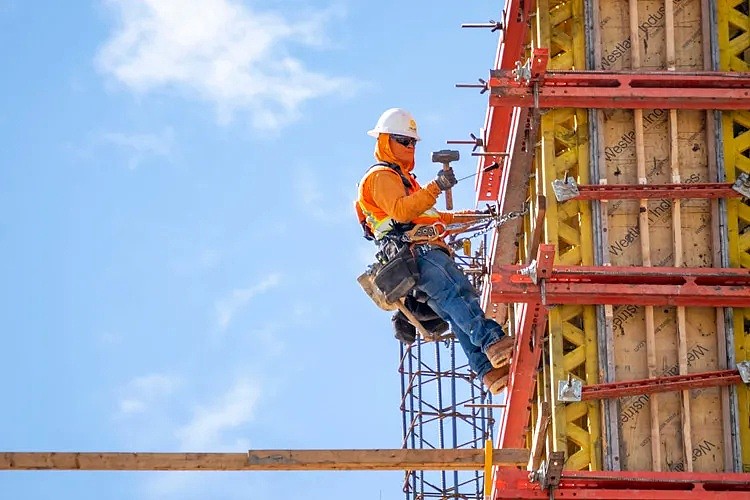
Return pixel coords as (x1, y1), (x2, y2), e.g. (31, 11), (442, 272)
(597, 0), (725, 473)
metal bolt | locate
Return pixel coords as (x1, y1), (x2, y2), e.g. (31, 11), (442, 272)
(446, 132), (484, 151)
(461, 20), (503, 32)
(455, 78), (488, 94)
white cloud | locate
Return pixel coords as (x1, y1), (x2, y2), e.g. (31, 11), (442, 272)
(100, 127), (174, 169)
(118, 373), (181, 415)
(119, 399), (147, 414)
(175, 378), (260, 450)
(97, 0), (354, 130)
(215, 273), (281, 330)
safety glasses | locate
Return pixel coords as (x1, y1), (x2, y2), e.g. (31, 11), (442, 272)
(391, 134), (417, 147)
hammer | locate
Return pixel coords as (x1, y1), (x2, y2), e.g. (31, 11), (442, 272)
(431, 149), (460, 210)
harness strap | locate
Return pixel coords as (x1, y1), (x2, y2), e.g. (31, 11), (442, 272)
(359, 162), (416, 240)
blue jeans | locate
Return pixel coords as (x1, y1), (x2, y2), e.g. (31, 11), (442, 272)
(414, 246), (506, 379)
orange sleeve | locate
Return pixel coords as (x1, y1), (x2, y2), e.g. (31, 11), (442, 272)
(437, 211), (455, 224)
(366, 170), (442, 223)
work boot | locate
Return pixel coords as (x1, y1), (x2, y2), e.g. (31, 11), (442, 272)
(392, 311), (417, 345)
(482, 366), (510, 394)
(484, 335), (514, 368)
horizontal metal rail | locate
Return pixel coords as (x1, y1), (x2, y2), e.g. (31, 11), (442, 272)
(489, 49), (750, 110)
(495, 468), (750, 499)
(579, 369), (744, 400)
(569, 183), (741, 200)
(489, 247), (750, 307)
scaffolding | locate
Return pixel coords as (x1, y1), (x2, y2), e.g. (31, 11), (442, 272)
(399, 339), (495, 500)
(399, 245), (497, 500)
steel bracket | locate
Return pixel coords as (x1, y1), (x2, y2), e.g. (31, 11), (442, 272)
(738, 361), (750, 384)
(520, 259), (539, 284)
(558, 374), (583, 402)
(733, 172), (750, 198)
(513, 59), (532, 83)
(551, 177), (579, 202)
(531, 451), (565, 492)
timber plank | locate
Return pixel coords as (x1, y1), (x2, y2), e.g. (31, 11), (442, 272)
(0, 449), (530, 471)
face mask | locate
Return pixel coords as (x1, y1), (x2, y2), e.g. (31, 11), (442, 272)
(374, 134), (415, 171)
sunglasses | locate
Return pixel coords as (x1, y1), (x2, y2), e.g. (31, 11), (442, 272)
(391, 134), (417, 147)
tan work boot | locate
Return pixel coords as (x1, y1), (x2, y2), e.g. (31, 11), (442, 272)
(484, 335), (514, 368)
(482, 365), (510, 394)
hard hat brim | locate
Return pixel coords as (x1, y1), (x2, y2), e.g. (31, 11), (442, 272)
(367, 129), (421, 141)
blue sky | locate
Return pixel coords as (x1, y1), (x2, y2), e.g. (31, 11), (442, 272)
(0, 1), (501, 498)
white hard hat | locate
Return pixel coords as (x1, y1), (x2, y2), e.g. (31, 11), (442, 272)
(367, 108), (421, 140)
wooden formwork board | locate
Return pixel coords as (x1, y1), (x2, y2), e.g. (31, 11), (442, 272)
(596, 0), (726, 472)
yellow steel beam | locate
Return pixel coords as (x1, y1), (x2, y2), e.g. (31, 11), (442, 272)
(0, 449), (530, 471)
(535, 0), (601, 471)
(718, 0), (750, 472)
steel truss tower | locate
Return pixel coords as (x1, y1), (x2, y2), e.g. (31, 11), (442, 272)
(399, 338), (495, 500)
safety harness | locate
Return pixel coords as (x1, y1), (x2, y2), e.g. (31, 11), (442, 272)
(357, 162), (447, 245)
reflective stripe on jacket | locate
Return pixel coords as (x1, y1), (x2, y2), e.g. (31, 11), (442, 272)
(357, 163), (454, 241)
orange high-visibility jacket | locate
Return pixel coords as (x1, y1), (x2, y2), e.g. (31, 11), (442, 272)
(356, 163), (454, 241)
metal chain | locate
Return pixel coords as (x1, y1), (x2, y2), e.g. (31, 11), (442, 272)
(450, 208), (528, 244)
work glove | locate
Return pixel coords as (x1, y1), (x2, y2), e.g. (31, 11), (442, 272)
(434, 167), (457, 191)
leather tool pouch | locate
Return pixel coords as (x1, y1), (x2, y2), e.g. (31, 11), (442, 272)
(374, 244), (419, 302)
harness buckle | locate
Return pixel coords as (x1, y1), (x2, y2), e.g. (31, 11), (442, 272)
(403, 223), (446, 243)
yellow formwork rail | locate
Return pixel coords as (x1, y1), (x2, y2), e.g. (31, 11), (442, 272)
(717, 0), (750, 472)
(534, 0), (601, 471)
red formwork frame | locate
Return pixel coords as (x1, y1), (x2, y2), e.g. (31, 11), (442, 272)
(490, 244), (750, 450)
(487, 246), (750, 499)
(489, 260), (750, 307)
(476, 0), (537, 203)
(494, 468), (750, 499)
(475, 6), (750, 499)
(489, 49), (750, 110)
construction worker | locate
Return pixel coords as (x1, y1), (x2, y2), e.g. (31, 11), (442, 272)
(356, 108), (513, 394)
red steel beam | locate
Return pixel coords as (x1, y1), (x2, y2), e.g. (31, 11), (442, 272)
(572, 183), (741, 200)
(494, 468), (750, 500)
(476, 0), (536, 202)
(489, 108), (540, 267)
(579, 369), (743, 400)
(489, 66), (750, 109)
(481, 108), (541, 324)
(496, 246), (553, 450)
(489, 265), (750, 307)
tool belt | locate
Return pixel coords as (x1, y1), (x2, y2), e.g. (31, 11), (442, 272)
(358, 221), (447, 307)
(371, 239), (419, 303)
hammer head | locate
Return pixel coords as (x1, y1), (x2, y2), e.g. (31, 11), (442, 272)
(431, 149), (460, 163)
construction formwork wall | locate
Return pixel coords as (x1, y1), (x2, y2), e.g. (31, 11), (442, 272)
(595, 0), (729, 473)
(718, 0), (750, 473)
(523, 0), (747, 474)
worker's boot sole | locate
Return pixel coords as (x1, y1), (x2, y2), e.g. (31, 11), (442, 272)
(484, 335), (514, 368)
(482, 365), (510, 394)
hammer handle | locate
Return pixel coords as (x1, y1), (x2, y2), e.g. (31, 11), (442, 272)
(442, 163), (454, 210)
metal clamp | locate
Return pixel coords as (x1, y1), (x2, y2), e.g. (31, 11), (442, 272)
(551, 177), (580, 202)
(738, 361), (750, 384)
(520, 259), (539, 285)
(513, 59), (532, 84)
(733, 172), (750, 198)
(529, 451), (565, 495)
(558, 373), (583, 402)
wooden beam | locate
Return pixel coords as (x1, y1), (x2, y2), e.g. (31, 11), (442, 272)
(0, 449), (530, 471)
(528, 402), (551, 471)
